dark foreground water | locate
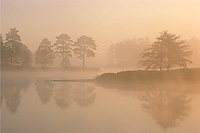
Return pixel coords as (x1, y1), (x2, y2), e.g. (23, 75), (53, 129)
(1, 77), (200, 133)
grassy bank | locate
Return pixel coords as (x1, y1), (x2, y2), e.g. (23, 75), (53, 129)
(95, 68), (200, 83)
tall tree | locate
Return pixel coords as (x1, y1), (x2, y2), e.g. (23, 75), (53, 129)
(35, 38), (55, 68)
(54, 34), (73, 67)
(2, 28), (32, 67)
(74, 35), (97, 67)
(139, 31), (192, 71)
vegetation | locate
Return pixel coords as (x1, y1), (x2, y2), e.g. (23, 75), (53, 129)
(139, 31), (192, 71)
(1, 28), (32, 68)
(96, 68), (200, 83)
(107, 38), (149, 68)
(1, 28), (198, 72)
(54, 34), (73, 67)
(74, 35), (97, 67)
(35, 38), (55, 68)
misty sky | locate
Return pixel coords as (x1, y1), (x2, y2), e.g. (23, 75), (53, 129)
(1, 0), (200, 64)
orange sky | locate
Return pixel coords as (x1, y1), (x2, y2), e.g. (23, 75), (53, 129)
(1, 0), (200, 67)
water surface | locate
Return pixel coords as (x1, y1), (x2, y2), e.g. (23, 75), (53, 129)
(1, 77), (200, 133)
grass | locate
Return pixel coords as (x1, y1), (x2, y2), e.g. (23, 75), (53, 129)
(95, 68), (200, 83)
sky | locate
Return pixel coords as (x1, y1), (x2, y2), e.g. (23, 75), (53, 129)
(1, 0), (200, 66)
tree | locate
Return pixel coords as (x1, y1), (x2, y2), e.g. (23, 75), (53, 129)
(74, 35), (97, 67)
(2, 28), (32, 67)
(139, 31), (192, 71)
(0, 34), (7, 65)
(107, 38), (149, 69)
(35, 38), (55, 68)
(54, 34), (73, 67)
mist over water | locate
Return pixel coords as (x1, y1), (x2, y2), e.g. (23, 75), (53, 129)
(1, 0), (200, 133)
(1, 72), (200, 133)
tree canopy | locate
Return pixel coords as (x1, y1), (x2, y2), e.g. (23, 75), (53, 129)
(35, 38), (55, 67)
(74, 35), (97, 67)
(54, 34), (73, 67)
(107, 38), (149, 69)
(1, 28), (32, 68)
(139, 31), (192, 71)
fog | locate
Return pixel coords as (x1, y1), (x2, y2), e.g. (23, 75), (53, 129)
(1, 1), (200, 133)
(1, 0), (200, 69)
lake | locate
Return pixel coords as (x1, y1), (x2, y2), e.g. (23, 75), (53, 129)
(1, 74), (200, 133)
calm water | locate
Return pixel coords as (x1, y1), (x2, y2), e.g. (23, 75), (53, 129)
(1, 77), (200, 133)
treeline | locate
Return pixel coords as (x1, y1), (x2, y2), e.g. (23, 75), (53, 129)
(107, 31), (194, 71)
(1, 28), (97, 70)
(107, 38), (149, 69)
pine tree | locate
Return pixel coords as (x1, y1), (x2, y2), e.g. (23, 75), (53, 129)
(3, 28), (32, 67)
(35, 38), (55, 67)
(74, 35), (97, 67)
(139, 31), (192, 71)
(54, 34), (73, 67)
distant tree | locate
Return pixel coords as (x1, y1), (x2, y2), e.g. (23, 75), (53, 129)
(107, 38), (149, 68)
(20, 44), (32, 67)
(54, 34), (73, 67)
(107, 44), (117, 65)
(35, 38), (55, 68)
(74, 35), (97, 67)
(2, 28), (32, 67)
(139, 31), (192, 71)
(186, 38), (200, 67)
(0, 34), (7, 65)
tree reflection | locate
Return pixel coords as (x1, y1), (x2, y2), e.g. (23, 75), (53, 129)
(35, 81), (96, 109)
(53, 82), (73, 109)
(73, 83), (96, 107)
(35, 81), (54, 104)
(139, 91), (192, 129)
(1, 79), (31, 114)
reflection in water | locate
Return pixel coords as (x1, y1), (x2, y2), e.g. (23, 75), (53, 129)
(35, 81), (96, 109)
(139, 91), (192, 129)
(73, 83), (96, 107)
(54, 82), (73, 108)
(35, 81), (54, 104)
(1, 79), (31, 114)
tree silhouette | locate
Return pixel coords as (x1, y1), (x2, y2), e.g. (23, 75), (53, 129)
(107, 38), (149, 69)
(2, 28), (32, 67)
(35, 38), (55, 68)
(139, 31), (192, 71)
(0, 34), (7, 65)
(54, 34), (73, 67)
(74, 35), (97, 67)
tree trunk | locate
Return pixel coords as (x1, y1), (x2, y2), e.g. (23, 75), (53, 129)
(83, 54), (85, 67)
(10, 55), (13, 65)
(83, 43), (85, 67)
(160, 58), (163, 71)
